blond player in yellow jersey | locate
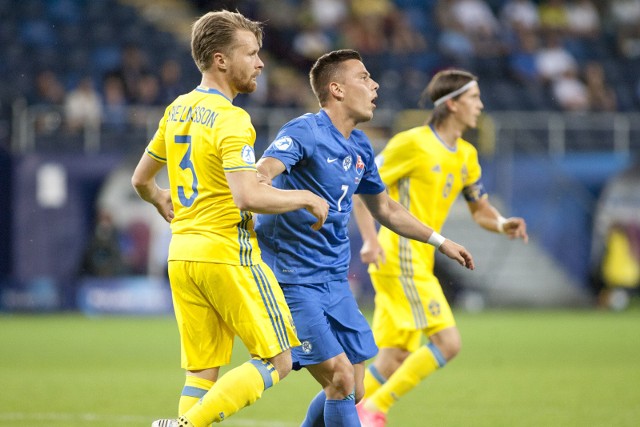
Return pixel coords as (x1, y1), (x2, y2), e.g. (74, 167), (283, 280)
(131, 11), (328, 427)
(353, 69), (528, 426)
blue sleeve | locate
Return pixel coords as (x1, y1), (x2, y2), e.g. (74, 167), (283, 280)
(261, 118), (315, 173)
(355, 137), (386, 195)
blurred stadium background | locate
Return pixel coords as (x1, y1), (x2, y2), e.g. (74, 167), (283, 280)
(1, 1), (640, 426)
(1, 0), (639, 313)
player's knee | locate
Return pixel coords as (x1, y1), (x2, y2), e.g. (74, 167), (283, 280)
(447, 340), (462, 360)
(324, 358), (356, 399)
(329, 360), (356, 398)
(430, 327), (462, 361)
(440, 336), (462, 361)
(354, 385), (365, 403)
(186, 367), (219, 382)
(376, 348), (409, 377)
(391, 349), (410, 369)
(268, 350), (293, 380)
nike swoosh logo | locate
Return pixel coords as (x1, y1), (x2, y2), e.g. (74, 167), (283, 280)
(327, 157), (338, 163)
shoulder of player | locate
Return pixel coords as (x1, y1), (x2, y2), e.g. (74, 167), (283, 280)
(350, 127), (370, 142)
(457, 137), (478, 154)
(288, 113), (316, 129)
(210, 104), (252, 125)
(385, 125), (428, 150)
(274, 114), (317, 141)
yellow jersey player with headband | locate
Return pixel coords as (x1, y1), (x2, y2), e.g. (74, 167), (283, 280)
(354, 69), (528, 427)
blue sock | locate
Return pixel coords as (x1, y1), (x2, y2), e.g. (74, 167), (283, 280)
(324, 397), (359, 427)
(301, 390), (326, 427)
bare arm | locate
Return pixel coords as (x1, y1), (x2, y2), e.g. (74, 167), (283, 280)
(353, 195), (385, 268)
(131, 154), (174, 223)
(229, 157), (329, 230)
(358, 192), (474, 270)
(256, 156), (286, 184)
(468, 197), (528, 242)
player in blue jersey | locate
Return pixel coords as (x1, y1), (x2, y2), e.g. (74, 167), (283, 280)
(254, 49), (475, 427)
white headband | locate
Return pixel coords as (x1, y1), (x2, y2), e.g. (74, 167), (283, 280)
(433, 80), (477, 107)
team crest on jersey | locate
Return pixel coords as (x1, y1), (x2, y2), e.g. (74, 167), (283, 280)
(428, 299), (441, 316)
(241, 145), (255, 164)
(343, 155), (353, 171)
(301, 341), (313, 354)
(461, 164), (468, 182)
(355, 155), (365, 175)
(273, 135), (293, 150)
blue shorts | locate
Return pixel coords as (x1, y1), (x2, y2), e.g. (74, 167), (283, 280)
(280, 279), (378, 369)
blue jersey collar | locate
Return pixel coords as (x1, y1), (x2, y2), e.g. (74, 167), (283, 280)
(318, 109), (353, 142)
(318, 109), (332, 125)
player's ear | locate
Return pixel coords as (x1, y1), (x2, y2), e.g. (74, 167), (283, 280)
(445, 98), (457, 112)
(213, 52), (227, 70)
(329, 82), (343, 101)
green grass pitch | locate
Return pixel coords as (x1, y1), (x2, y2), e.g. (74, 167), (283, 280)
(1, 305), (639, 426)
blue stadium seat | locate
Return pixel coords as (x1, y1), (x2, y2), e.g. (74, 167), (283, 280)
(19, 19), (58, 47)
(91, 46), (123, 75)
(46, 0), (82, 24)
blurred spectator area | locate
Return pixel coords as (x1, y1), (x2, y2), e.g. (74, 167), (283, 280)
(2, 0), (640, 123)
(2, 0), (640, 150)
(2, 0), (640, 305)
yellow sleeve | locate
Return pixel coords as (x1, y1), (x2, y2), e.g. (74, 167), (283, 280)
(217, 108), (258, 172)
(463, 142), (482, 186)
(378, 131), (418, 186)
(146, 106), (170, 162)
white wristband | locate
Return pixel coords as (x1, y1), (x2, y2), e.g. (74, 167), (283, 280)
(497, 216), (507, 233)
(428, 231), (446, 248)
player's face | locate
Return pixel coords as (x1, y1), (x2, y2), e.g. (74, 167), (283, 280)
(227, 30), (264, 94)
(453, 85), (483, 129)
(338, 59), (379, 123)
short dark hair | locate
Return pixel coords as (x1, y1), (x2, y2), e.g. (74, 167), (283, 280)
(191, 10), (263, 73)
(309, 49), (362, 106)
(420, 69), (478, 126)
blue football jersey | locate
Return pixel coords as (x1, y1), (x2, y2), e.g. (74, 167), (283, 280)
(255, 109), (386, 284)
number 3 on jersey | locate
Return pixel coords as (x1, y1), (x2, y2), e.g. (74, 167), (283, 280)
(175, 135), (199, 207)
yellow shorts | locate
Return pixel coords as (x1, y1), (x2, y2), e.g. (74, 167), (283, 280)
(168, 260), (300, 370)
(370, 273), (455, 352)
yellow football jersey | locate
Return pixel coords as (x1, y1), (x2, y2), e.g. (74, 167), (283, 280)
(372, 125), (483, 279)
(146, 87), (262, 266)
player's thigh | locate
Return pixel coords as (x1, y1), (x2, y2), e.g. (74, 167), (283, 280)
(168, 260), (234, 370)
(418, 277), (456, 337)
(324, 280), (377, 365)
(370, 274), (422, 351)
(281, 282), (344, 368)
(372, 304), (422, 352)
(202, 262), (299, 359)
(370, 274), (454, 350)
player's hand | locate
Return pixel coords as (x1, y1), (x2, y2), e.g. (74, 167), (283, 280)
(360, 239), (385, 269)
(502, 217), (528, 243)
(438, 239), (474, 270)
(305, 193), (329, 231)
(153, 188), (174, 223)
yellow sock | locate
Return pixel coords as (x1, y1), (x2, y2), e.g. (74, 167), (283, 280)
(368, 343), (445, 414)
(184, 358), (279, 426)
(179, 376), (214, 416)
(363, 364), (386, 398)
